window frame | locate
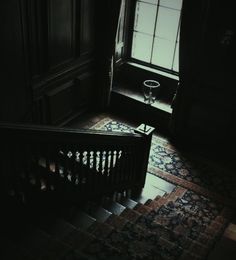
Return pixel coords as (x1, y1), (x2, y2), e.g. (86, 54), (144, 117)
(114, 0), (179, 105)
(119, 0), (181, 77)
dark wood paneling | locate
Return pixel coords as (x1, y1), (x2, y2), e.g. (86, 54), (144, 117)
(46, 81), (74, 124)
(48, 0), (75, 70)
(1, 0), (96, 125)
(74, 73), (94, 109)
(1, 0), (30, 122)
(27, 0), (48, 78)
(79, 0), (95, 56)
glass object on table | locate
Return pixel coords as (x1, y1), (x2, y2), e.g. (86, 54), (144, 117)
(141, 79), (160, 133)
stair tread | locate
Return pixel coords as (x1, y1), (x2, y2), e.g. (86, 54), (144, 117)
(120, 197), (138, 209)
(2, 186), (225, 260)
(145, 173), (176, 194)
(131, 194), (150, 204)
(67, 210), (97, 230)
(36, 214), (120, 259)
(102, 199), (126, 216)
(85, 204), (113, 223)
(102, 209), (211, 252)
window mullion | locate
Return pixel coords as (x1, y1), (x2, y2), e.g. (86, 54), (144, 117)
(150, 0), (160, 64)
(171, 14), (181, 71)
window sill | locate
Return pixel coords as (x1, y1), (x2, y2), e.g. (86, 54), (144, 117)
(114, 61), (178, 105)
(112, 84), (172, 114)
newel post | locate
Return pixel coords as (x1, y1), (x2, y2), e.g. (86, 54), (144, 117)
(135, 123), (155, 190)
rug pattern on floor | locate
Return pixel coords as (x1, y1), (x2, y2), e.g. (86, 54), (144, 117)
(91, 117), (236, 206)
(79, 187), (233, 260)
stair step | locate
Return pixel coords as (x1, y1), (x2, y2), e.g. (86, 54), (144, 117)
(37, 215), (119, 259)
(39, 218), (80, 240)
(131, 194), (150, 204)
(39, 215), (119, 258)
(85, 203), (113, 223)
(119, 197), (138, 209)
(102, 199), (126, 216)
(133, 203), (153, 214)
(120, 207), (142, 222)
(105, 214), (129, 231)
(142, 182), (167, 199)
(67, 210), (96, 231)
(86, 221), (114, 239)
(145, 173), (176, 194)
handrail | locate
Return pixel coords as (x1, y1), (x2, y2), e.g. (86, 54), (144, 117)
(0, 122), (154, 207)
(0, 122), (143, 144)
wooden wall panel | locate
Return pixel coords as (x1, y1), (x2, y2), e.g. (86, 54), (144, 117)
(1, 0), (96, 125)
(27, 0), (48, 79)
(1, 0), (30, 122)
(79, 0), (95, 56)
(74, 73), (94, 109)
(48, 0), (75, 70)
(46, 81), (74, 125)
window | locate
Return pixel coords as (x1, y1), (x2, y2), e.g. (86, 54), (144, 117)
(130, 0), (182, 75)
(114, 0), (180, 105)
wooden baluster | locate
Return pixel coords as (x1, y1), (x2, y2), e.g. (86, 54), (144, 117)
(64, 146), (70, 182)
(113, 150), (118, 185)
(69, 146), (79, 202)
(83, 151), (88, 184)
(109, 149), (115, 186)
(84, 150), (89, 196)
(103, 150), (109, 188)
(67, 149), (73, 183)
(53, 144), (61, 193)
(77, 150), (81, 185)
(45, 144), (52, 192)
(70, 146), (77, 185)
(106, 150), (112, 187)
(87, 150), (93, 192)
(73, 150), (79, 186)
(79, 149), (85, 195)
(119, 148), (124, 184)
(116, 149), (122, 187)
(59, 147), (66, 179)
(93, 150), (99, 192)
(34, 143), (42, 192)
(98, 150), (104, 193)
(92, 149), (96, 173)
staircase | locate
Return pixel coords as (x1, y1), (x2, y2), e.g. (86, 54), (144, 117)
(0, 123), (232, 259)
(1, 179), (231, 260)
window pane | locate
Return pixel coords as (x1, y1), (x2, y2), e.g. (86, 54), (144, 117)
(160, 0), (183, 10)
(151, 37), (175, 69)
(155, 7), (180, 41)
(173, 42), (179, 72)
(141, 0), (158, 5)
(134, 2), (157, 35)
(131, 32), (153, 62)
